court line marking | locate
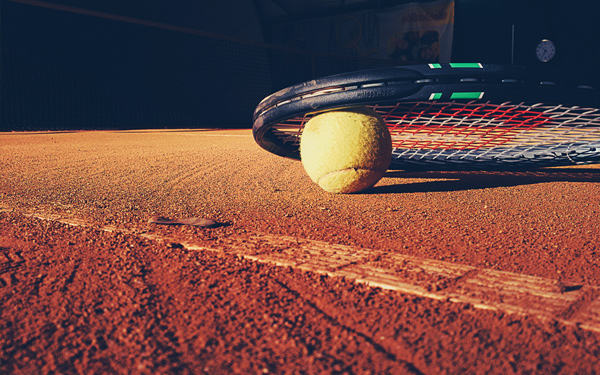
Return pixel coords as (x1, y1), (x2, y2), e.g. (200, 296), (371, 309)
(10, 210), (600, 334)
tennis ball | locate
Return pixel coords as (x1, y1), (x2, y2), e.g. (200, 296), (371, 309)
(300, 107), (392, 194)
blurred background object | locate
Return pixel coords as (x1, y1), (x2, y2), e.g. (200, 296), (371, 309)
(1, 0), (597, 131)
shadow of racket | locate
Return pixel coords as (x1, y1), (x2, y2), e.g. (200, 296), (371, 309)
(371, 167), (600, 193)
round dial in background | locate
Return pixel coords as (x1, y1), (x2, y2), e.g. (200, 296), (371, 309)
(536, 39), (556, 62)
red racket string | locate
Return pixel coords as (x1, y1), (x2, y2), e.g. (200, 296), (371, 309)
(268, 102), (600, 156)
(375, 102), (553, 150)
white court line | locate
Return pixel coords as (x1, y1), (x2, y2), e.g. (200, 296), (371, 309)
(10, 210), (600, 334)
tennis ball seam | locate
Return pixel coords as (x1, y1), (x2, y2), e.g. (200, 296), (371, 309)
(318, 167), (384, 180)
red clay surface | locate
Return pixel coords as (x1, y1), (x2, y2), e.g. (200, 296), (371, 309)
(1, 129), (600, 374)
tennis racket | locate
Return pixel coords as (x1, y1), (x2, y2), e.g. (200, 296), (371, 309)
(252, 63), (600, 170)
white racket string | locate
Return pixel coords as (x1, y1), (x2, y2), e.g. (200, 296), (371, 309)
(266, 101), (600, 168)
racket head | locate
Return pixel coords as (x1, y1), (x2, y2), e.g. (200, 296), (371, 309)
(252, 63), (600, 170)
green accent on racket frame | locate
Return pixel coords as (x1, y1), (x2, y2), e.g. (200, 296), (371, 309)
(450, 91), (485, 100)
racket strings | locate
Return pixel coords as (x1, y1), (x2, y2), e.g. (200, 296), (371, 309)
(268, 101), (600, 163)
(378, 102), (600, 162)
(377, 102), (557, 151)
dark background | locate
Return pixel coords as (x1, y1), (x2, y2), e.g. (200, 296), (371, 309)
(1, 0), (598, 131)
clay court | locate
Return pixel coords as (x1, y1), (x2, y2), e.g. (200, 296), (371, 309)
(2, 0), (600, 374)
(2, 130), (600, 374)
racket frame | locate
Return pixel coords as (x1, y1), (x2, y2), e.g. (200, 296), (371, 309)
(252, 63), (599, 169)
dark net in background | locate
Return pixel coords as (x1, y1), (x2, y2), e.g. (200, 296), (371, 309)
(0, 2), (391, 131)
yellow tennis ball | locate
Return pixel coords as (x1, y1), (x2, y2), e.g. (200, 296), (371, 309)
(300, 107), (392, 194)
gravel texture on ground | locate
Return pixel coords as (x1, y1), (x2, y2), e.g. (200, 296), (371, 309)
(1, 129), (600, 374)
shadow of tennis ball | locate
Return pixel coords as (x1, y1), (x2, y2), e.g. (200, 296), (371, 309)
(300, 107), (392, 194)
